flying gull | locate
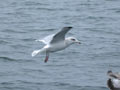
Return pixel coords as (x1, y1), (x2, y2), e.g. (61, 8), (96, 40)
(31, 27), (81, 63)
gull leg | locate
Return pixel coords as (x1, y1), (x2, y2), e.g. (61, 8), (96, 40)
(44, 52), (49, 63)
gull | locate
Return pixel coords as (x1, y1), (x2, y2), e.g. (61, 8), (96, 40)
(31, 27), (81, 63)
(107, 70), (120, 90)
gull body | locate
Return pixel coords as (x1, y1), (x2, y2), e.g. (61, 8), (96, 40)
(32, 27), (80, 63)
(45, 37), (78, 52)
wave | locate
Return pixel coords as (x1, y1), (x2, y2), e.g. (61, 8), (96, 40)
(2, 29), (27, 34)
(0, 40), (9, 44)
(23, 1), (49, 6)
(0, 56), (17, 61)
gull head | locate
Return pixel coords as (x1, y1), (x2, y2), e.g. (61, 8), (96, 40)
(66, 37), (81, 45)
(108, 70), (112, 74)
(107, 70), (113, 75)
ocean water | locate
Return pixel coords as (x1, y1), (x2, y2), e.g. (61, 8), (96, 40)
(0, 0), (120, 90)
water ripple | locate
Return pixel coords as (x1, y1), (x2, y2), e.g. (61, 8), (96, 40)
(0, 56), (17, 62)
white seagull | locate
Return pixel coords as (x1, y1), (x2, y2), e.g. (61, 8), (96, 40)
(31, 27), (81, 63)
(107, 70), (120, 90)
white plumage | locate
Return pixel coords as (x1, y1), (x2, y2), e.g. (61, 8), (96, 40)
(32, 27), (80, 63)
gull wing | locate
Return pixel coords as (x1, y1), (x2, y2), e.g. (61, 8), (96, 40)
(109, 73), (120, 80)
(50, 27), (72, 44)
(113, 73), (120, 79)
(36, 34), (55, 45)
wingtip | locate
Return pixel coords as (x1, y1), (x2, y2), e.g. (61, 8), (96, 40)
(67, 26), (73, 29)
(63, 27), (73, 30)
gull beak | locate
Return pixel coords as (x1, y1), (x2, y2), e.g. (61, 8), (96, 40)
(76, 40), (81, 44)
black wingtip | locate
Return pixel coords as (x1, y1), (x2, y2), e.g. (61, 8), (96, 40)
(67, 27), (73, 29)
(63, 26), (72, 29)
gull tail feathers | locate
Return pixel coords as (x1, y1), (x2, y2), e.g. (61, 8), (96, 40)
(31, 48), (46, 57)
(32, 50), (41, 57)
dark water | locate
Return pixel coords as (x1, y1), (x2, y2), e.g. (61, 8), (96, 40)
(0, 0), (120, 90)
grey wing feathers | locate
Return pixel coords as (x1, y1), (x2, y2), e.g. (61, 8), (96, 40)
(109, 72), (120, 80)
(50, 27), (72, 44)
(112, 74), (120, 79)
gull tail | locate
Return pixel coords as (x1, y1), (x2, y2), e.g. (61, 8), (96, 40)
(31, 48), (46, 57)
(32, 50), (41, 57)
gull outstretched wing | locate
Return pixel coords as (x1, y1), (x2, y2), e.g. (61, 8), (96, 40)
(36, 27), (72, 45)
(50, 27), (72, 44)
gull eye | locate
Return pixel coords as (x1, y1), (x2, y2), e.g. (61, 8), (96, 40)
(71, 39), (75, 41)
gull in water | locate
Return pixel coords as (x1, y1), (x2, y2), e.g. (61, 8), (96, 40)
(107, 70), (120, 90)
(32, 27), (81, 63)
